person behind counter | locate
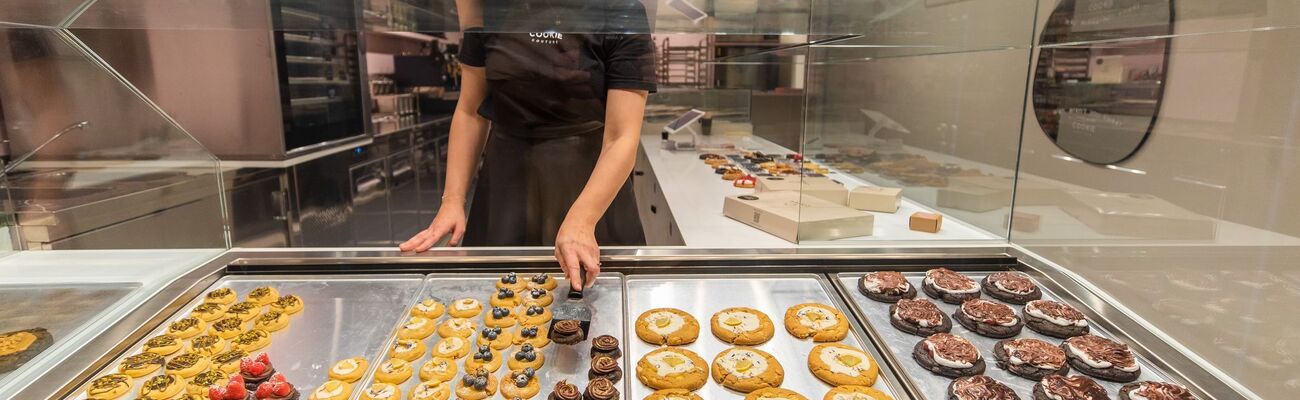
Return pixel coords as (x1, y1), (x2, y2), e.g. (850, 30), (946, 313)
(399, 0), (657, 290)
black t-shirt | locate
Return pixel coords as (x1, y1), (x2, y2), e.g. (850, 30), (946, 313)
(459, 0), (657, 138)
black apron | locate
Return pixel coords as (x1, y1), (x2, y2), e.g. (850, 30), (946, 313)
(460, 29), (654, 246)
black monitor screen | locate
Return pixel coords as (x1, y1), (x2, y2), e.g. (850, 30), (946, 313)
(394, 55), (446, 87)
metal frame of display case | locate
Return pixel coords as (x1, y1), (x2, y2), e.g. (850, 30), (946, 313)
(14, 247), (1244, 400)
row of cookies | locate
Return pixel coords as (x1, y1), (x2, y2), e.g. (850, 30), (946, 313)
(635, 304), (851, 347)
(859, 269), (1199, 400)
(85, 286), (303, 400)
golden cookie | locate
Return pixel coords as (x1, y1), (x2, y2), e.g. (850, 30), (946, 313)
(484, 307), (517, 328)
(209, 349), (247, 374)
(209, 316), (245, 339)
(397, 316), (437, 340)
(711, 307), (776, 345)
(419, 357), (458, 382)
(246, 286), (279, 305)
(635, 308), (700, 345)
(490, 288), (522, 308)
(711, 347), (784, 392)
(746, 387), (809, 400)
(270, 294), (304, 314)
(309, 380), (353, 400)
(329, 357), (368, 382)
(226, 301), (263, 322)
(635, 347), (708, 391)
(522, 288), (554, 306)
(187, 334), (226, 357)
(527, 272), (558, 290)
(190, 303), (227, 322)
(513, 325), (551, 348)
(360, 382), (401, 400)
(138, 374), (185, 400)
(495, 272), (528, 292)
(166, 317), (207, 339)
(437, 317), (477, 338)
(431, 336), (472, 359)
(808, 343), (880, 386)
(823, 385), (893, 400)
(475, 327), (513, 350)
(186, 370), (226, 397)
(375, 358), (414, 384)
(231, 329), (271, 352)
(644, 388), (703, 400)
(142, 334), (182, 355)
(409, 380), (451, 400)
(410, 298), (445, 319)
(118, 352), (164, 377)
(85, 374), (132, 400)
(499, 369), (540, 399)
(204, 288), (237, 305)
(253, 310), (289, 332)
(464, 345), (503, 372)
(517, 302), (553, 326)
(163, 353), (210, 378)
(784, 303), (849, 342)
(507, 343), (544, 371)
(389, 339), (426, 361)
(454, 370), (498, 400)
(449, 298), (483, 318)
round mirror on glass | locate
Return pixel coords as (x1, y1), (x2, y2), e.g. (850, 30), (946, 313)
(1032, 0), (1174, 164)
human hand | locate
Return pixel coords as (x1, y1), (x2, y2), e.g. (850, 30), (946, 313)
(399, 202), (467, 252)
(554, 220), (600, 291)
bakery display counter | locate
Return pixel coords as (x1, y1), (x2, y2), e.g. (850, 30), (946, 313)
(23, 249), (1241, 400)
(0, 284), (139, 376)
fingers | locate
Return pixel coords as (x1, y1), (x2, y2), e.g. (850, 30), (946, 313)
(447, 220), (466, 247)
(557, 247), (583, 291)
(577, 249), (600, 288)
(399, 229), (431, 252)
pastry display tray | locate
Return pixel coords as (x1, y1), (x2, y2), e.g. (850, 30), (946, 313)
(624, 274), (906, 399)
(65, 275), (425, 400)
(833, 271), (1174, 400)
(0, 283), (140, 380)
(352, 273), (627, 399)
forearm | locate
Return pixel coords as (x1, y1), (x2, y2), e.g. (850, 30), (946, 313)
(564, 89), (648, 226)
(441, 107), (490, 206)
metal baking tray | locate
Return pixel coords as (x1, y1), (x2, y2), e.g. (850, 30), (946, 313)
(351, 273), (627, 399)
(0, 283), (140, 382)
(64, 275), (425, 400)
(625, 274), (905, 399)
(834, 271), (1173, 400)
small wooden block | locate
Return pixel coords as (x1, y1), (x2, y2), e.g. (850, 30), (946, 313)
(909, 212), (943, 233)
(1003, 211), (1042, 233)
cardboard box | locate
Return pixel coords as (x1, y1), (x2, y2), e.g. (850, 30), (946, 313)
(909, 212), (943, 233)
(1060, 191), (1215, 239)
(938, 182), (1010, 212)
(848, 187), (902, 213)
(755, 176), (848, 205)
(723, 191), (873, 243)
(1003, 211), (1042, 233)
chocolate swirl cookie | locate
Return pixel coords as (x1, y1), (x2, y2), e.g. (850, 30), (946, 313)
(591, 335), (621, 359)
(923, 268), (980, 304)
(1063, 335), (1140, 382)
(993, 338), (1069, 380)
(1033, 375), (1107, 400)
(552, 320), (585, 344)
(1024, 300), (1090, 338)
(589, 355), (623, 383)
(982, 272), (1041, 304)
(583, 377), (619, 400)
(947, 375), (1020, 400)
(859, 271), (917, 303)
(913, 333), (985, 378)
(889, 298), (951, 336)
(549, 380), (581, 400)
(1119, 381), (1197, 400)
(954, 299), (1023, 338)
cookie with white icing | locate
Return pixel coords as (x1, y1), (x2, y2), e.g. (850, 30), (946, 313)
(922, 268), (980, 304)
(1062, 335), (1140, 382)
(1023, 300), (1090, 339)
(912, 333), (985, 378)
(822, 385), (893, 400)
(889, 298), (951, 336)
(859, 271), (917, 303)
(744, 387), (808, 400)
(783, 303), (849, 342)
(710, 347), (783, 392)
(448, 298), (483, 318)
(635, 308), (700, 346)
(1118, 381), (1197, 400)
(1032, 375), (1108, 400)
(635, 347), (708, 391)
(710, 307), (775, 345)
(808, 343), (880, 386)
(982, 272), (1042, 304)
(946, 375), (1020, 400)
(993, 338), (1069, 380)
(953, 299), (1024, 338)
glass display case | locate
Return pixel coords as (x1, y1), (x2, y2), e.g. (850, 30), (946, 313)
(1, 1), (1299, 400)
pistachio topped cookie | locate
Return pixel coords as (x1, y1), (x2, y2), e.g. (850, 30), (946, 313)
(635, 308), (700, 345)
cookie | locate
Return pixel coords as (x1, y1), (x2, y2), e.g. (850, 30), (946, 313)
(410, 298), (445, 319)
(142, 334), (182, 356)
(549, 380), (582, 400)
(419, 357), (458, 382)
(226, 302), (263, 322)
(912, 333), (985, 378)
(431, 336), (471, 359)
(476, 327), (514, 350)
(204, 288), (237, 305)
(190, 303), (228, 322)
(635, 347), (708, 391)
(551, 319), (586, 345)
(823, 385), (893, 400)
(389, 339), (426, 361)
(582, 377), (618, 400)
(518, 302), (553, 326)
(187, 334), (226, 357)
(1023, 300), (1090, 339)
(118, 352), (164, 377)
(500, 368), (541, 399)
(808, 343), (879, 386)
(491, 288), (522, 308)
(711, 347), (783, 392)
(210, 349), (247, 375)
(889, 298), (951, 336)
(209, 317), (245, 340)
(982, 272), (1041, 304)
(328, 357), (367, 382)
(309, 380), (353, 400)
(186, 370), (227, 397)
(947, 375), (1019, 400)
(166, 317), (207, 339)
(375, 358), (413, 384)
(644, 388), (702, 400)
(410, 380), (451, 400)
(85, 374), (132, 400)
(954, 298), (1023, 338)
(922, 268), (980, 304)
(993, 338), (1069, 380)
(1119, 381), (1197, 400)
(784, 303), (849, 342)
(1032, 375), (1108, 400)
(496, 272), (528, 292)
(636, 308), (700, 345)
(484, 307), (517, 328)
(514, 325), (551, 348)
(508, 343), (545, 370)
(589, 355), (623, 382)
(524, 288), (555, 306)
(449, 298), (483, 318)
(231, 329), (271, 352)
(359, 382), (401, 400)
(1062, 335), (1140, 382)
(528, 272), (558, 290)
(859, 271), (917, 303)
(138, 374), (185, 400)
(745, 387), (808, 400)
(269, 295), (304, 314)
(253, 310), (289, 332)
(455, 369), (498, 400)
(163, 353), (210, 378)
(437, 317), (477, 338)
(590, 334), (622, 359)
(711, 307), (775, 345)
(465, 345), (503, 372)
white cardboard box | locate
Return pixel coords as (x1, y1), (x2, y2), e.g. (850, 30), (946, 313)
(723, 191), (873, 243)
(848, 187), (902, 213)
(755, 176), (848, 205)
